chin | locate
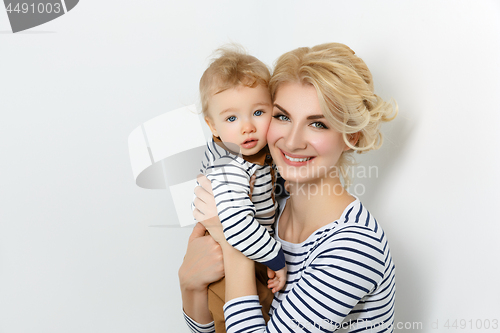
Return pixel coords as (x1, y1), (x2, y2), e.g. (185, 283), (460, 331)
(276, 165), (312, 183)
(276, 161), (334, 185)
(244, 144), (266, 155)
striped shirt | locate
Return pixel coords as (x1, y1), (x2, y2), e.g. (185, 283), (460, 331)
(196, 138), (285, 271)
(185, 191), (396, 333)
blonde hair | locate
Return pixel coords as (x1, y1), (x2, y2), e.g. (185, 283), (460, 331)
(270, 43), (398, 187)
(200, 45), (271, 118)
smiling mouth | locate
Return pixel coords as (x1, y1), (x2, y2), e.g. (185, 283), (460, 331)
(283, 154), (313, 162)
(280, 150), (314, 162)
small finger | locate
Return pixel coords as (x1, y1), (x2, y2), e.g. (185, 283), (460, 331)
(267, 267), (275, 279)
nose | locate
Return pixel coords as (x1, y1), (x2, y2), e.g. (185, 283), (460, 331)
(241, 119), (256, 134)
(283, 123), (307, 151)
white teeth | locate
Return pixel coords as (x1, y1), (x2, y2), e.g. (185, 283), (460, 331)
(284, 154), (312, 162)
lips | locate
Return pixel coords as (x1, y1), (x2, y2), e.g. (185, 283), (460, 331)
(280, 149), (315, 165)
(241, 138), (258, 149)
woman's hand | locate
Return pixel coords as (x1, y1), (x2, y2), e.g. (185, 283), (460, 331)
(178, 222), (224, 324)
(179, 222), (224, 292)
(193, 174), (226, 244)
(193, 174), (256, 243)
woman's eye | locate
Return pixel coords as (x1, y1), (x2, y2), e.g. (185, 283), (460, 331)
(311, 122), (327, 129)
(254, 110), (263, 116)
(273, 114), (290, 122)
(226, 116), (237, 122)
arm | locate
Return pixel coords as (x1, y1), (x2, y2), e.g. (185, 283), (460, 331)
(179, 223), (224, 332)
(193, 197), (261, 329)
(223, 226), (387, 333)
(220, 240), (257, 301)
(193, 177), (390, 332)
(191, 174), (261, 300)
(206, 159), (285, 271)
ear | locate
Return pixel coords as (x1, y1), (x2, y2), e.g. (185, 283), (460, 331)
(344, 132), (360, 151)
(205, 116), (219, 138)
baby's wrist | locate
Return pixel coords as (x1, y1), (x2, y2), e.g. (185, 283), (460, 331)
(219, 241), (236, 255)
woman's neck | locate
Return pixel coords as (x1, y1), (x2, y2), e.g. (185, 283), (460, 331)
(280, 176), (355, 243)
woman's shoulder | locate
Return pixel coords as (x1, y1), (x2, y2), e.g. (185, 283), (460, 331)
(335, 198), (381, 233)
(278, 197), (388, 255)
(307, 199), (391, 275)
(318, 199), (387, 246)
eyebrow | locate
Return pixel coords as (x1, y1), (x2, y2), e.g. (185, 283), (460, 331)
(220, 102), (271, 116)
(273, 103), (325, 120)
(219, 108), (236, 115)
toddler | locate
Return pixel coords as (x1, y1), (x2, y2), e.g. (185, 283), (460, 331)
(194, 46), (286, 331)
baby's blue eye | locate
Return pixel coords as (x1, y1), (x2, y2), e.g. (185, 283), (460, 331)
(226, 116), (236, 122)
(254, 110), (263, 116)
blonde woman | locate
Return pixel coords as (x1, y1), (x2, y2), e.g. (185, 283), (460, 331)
(181, 43), (397, 333)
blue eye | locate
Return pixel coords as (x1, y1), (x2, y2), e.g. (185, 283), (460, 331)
(226, 116), (237, 122)
(273, 114), (290, 122)
(254, 110), (263, 116)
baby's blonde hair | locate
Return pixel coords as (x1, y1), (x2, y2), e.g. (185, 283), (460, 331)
(270, 43), (398, 186)
(200, 45), (271, 118)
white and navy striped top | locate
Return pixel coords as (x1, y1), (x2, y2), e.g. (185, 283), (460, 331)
(185, 191), (396, 333)
(196, 138), (285, 271)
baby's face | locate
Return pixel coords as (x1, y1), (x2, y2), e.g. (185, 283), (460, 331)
(205, 84), (272, 156)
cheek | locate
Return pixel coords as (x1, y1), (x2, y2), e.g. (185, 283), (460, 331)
(266, 121), (281, 146)
(310, 133), (346, 160)
(257, 117), (272, 134)
(309, 137), (330, 154)
(220, 124), (238, 138)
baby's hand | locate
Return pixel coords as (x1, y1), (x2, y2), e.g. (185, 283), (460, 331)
(267, 266), (287, 293)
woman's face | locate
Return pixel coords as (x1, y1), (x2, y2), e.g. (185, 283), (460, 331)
(267, 82), (349, 184)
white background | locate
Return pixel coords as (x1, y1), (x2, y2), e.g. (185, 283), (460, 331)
(1, 1), (499, 332)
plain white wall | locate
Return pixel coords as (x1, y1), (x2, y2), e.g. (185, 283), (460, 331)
(1, 1), (499, 332)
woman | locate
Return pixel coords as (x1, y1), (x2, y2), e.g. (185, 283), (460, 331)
(180, 43), (397, 332)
